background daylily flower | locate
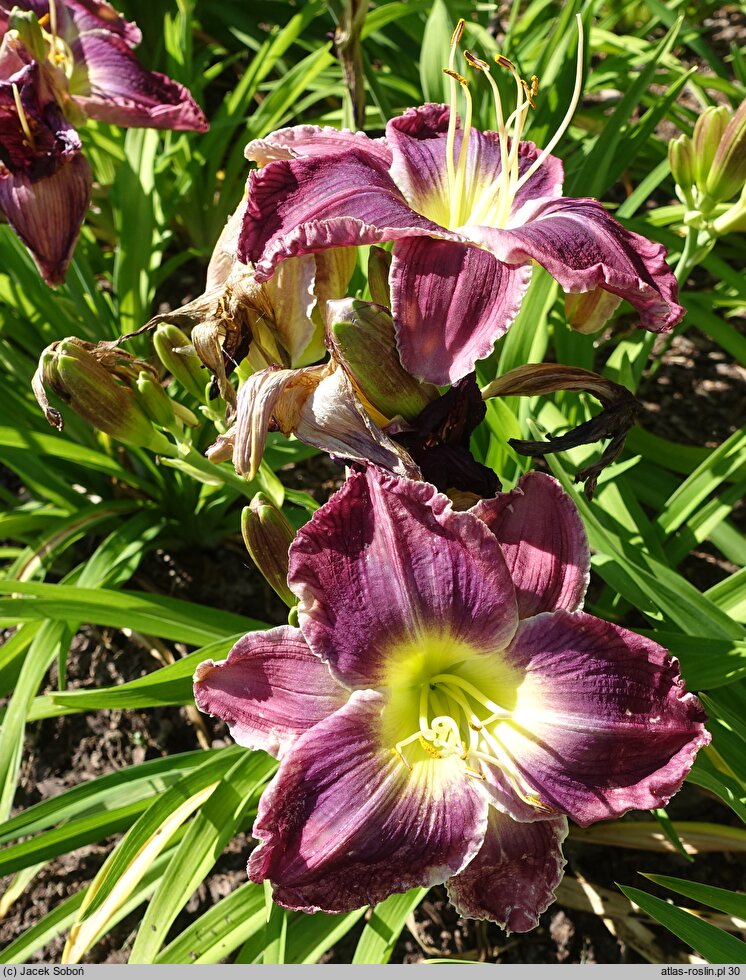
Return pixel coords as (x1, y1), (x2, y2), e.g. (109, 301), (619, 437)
(238, 24), (684, 386)
(194, 467), (709, 928)
(0, 60), (90, 284)
(0, 0), (207, 283)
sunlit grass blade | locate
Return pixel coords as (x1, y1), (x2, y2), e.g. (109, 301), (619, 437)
(352, 888), (428, 964)
(619, 884), (746, 964)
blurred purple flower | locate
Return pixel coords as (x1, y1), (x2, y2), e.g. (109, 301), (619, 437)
(195, 467), (708, 928)
(0, 0), (207, 284)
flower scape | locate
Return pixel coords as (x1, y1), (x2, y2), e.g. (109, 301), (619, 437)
(17, 3), (736, 961)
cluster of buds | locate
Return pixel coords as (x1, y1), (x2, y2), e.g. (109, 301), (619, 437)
(669, 97), (746, 235)
(32, 336), (198, 453)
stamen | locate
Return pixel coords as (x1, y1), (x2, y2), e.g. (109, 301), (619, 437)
(38, 12), (50, 26)
(11, 83), (35, 149)
(464, 53), (511, 221)
(442, 69), (473, 226)
(511, 13), (584, 197)
(428, 672), (507, 717)
(49, 0), (58, 41)
(444, 21), (464, 203)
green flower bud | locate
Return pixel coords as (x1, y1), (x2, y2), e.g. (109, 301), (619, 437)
(327, 299), (437, 422)
(367, 246), (392, 308)
(241, 494), (296, 607)
(9, 8), (47, 61)
(692, 105), (730, 193)
(668, 134), (694, 193)
(706, 98), (746, 204)
(37, 340), (172, 453)
(153, 324), (208, 401)
(135, 371), (177, 430)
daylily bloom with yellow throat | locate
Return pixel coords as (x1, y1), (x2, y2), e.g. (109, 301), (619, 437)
(239, 19), (684, 385)
(195, 467), (708, 928)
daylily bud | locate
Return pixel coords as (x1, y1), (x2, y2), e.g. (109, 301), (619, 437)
(565, 288), (622, 335)
(153, 324), (208, 401)
(34, 339), (172, 453)
(240, 494), (296, 607)
(705, 98), (746, 204)
(327, 299), (437, 422)
(692, 105), (730, 194)
(8, 9), (47, 61)
(135, 371), (177, 430)
(667, 134), (694, 194)
(367, 247), (392, 308)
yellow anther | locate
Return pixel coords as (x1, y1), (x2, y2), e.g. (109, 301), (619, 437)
(38, 12), (50, 26)
(521, 78), (536, 111)
(442, 67), (468, 86)
(495, 54), (515, 70)
(530, 74), (539, 98)
(464, 51), (490, 72)
(11, 83), (35, 149)
(419, 735), (442, 758)
(450, 18), (465, 47)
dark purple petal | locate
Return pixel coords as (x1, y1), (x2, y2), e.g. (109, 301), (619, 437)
(386, 105), (563, 227)
(470, 472), (589, 618)
(246, 124), (391, 168)
(249, 689), (489, 913)
(288, 467), (518, 689)
(447, 808), (568, 931)
(238, 149), (445, 277)
(0, 63), (77, 178)
(0, 152), (90, 284)
(193, 626), (347, 759)
(474, 198), (684, 333)
(66, 0), (142, 45)
(391, 237), (531, 384)
(497, 610), (710, 826)
(69, 30), (208, 131)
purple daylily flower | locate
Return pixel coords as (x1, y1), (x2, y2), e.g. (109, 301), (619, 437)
(0, 0), (206, 283)
(0, 0), (208, 130)
(238, 24), (684, 385)
(0, 60), (91, 284)
(194, 467), (709, 928)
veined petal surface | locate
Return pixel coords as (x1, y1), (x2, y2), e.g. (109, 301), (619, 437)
(194, 626), (347, 758)
(288, 468), (518, 689)
(474, 198), (684, 333)
(391, 237), (531, 385)
(246, 125), (391, 168)
(498, 611), (710, 826)
(471, 472), (589, 618)
(239, 149), (444, 276)
(447, 807), (568, 931)
(249, 690), (489, 913)
(70, 30), (208, 130)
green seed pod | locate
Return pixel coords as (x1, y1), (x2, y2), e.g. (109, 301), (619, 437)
(241, 494), (296, 607)
(706, 98), (746, 204)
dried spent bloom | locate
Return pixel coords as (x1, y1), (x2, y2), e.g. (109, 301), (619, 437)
(239, 20), (683, 385)
(195, 467), (709, 928)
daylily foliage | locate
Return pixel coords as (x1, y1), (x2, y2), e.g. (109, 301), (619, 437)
(195, 468), (709, 929)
